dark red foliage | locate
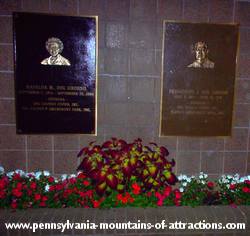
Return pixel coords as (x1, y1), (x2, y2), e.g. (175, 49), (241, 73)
(77, 138), (177, 195)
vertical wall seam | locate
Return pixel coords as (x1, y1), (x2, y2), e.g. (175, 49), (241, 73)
(20, 0), (24, 10)
(77, 135), (80, 166)
(52, 136), (54, 174)
(233, 0), (236, 22)
(49, 0), (51, 12)
(176, 137), (179, 174)
(207, 0), (211, 22)
(222, 137), (226, 174)
(77, 0), (79, 16)
(182, 0), (185, 20)
(245, 122), (250, 174)
(25, 135), (28, 172)
(199, 139), (202, 173)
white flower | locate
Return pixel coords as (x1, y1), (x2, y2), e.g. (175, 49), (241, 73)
(179, 187), (184, 193)
(227, 175), (233, 180)
(61, 174), (68, 181)
(26, 172), (35, 178)
(178, 174), (188, 181)
(70, 174), (76, 178)
(45, 184), (50, 192)
(0, 166), (4, 174)
(15, 169), (25, 176)
(199, 172), (206, 179)
(178, 175), (183, 181)
(240, 177), (247, 183)
(204, 174), (208, 178)
(182, 182), (187, 187)
(234, 174), (240, 179)
(35, 171), (42, 180)
(7, 171), (14, 178)
(187, 178), (192, 183)
(43, 171), (50, 176)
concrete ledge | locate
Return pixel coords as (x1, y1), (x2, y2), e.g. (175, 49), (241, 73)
(0, 206), (249, 235)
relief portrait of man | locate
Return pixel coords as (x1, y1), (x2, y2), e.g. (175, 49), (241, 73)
(41, 37), (71, 66)
(187, 41), (215, 69)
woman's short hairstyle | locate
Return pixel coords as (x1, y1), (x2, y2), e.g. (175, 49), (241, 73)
(45, 37), (64, 53)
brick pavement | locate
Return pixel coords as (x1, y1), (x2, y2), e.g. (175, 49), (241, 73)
(0, 206), (249, 235)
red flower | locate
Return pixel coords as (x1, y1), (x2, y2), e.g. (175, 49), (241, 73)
(34, 193), (41, 201)
(79, 190), (93, 198)
(48, 176), (54, 183)
(16, 182), (23, 190)
(55, 184), (63, 191)
(155, 192), (162, 199)
(121, 197), (128, 204)
(207, 182), (214, 188)
(174, 190), (182, 200)
(93, 200), (100, 208)
(92, 199), (103, 208)
(163, 186), (172, 197)
(0, 190), (5, 199)
(30, 182), (37, 190)
(157, 199), (164, 206)
(12, 188), (22, 198)
(85, 190), (93, 197)
(147, 191), (152, 197)
(69, 178), (76, 185)
(0, 179), (6, 189)
(229, 184), (236, 190)
(49, 185), (55, 191)
(12, 173), (21, 181)
(129, 196), (134, 203)
(132, 183), (141, 195)
(242, 187), (250, 193)
(79, 191), (86, 198)
(42, 196), (48, 202)
(244, 180), (250, 185)
(116, 193), (133, 204)
(77, 173), (86, 179)
(83, 180), (90, 186)
(11, 201), (18, 209)
(117, 194), (123, 201)
(39, 201), (46, 207)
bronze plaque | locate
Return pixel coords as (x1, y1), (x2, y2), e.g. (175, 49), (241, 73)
(160, 22), (239, 136)
(13, 12), (97, 134)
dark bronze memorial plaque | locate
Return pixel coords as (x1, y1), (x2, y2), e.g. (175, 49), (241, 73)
(13, 12), (97, 134)
(160, 22), (239, 136)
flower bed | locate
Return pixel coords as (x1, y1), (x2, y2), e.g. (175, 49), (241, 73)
(0, 138), (249, 209)
(0, 168), (250, 209)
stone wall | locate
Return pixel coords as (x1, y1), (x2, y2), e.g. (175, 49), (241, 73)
(0, 0), (249, 177)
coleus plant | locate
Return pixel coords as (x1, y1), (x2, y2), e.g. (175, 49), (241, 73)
(77, 138), (178, 196)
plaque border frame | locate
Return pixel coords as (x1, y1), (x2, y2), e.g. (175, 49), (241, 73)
(13, 12), (99, 136)
(159, 20), (240, 138)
